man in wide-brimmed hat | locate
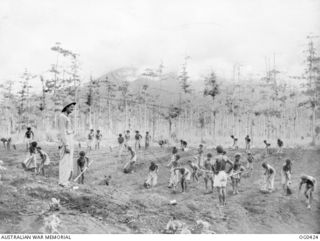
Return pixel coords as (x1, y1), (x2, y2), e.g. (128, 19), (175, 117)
(57, 102), (76, 187)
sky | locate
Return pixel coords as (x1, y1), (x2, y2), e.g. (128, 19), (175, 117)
(0, 0), (319, 91)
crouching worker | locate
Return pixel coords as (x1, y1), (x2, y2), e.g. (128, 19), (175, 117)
(299, 175), (316, 209)
(77, 151), (89, 184)
(22, 141), (38, 173)
(144, 161), (159, 188)
(180, 140), (188, 151)
(174, 167), (191, 193)
(1, 138), (13, 151)
(263, 140), (271, 154)
(277, 138), (284, 154)
(37, 146), (50, 176)
(123, 146), (137, 174)
(165, 216), (184, 234)
(99, 175), (112, 186)
(261, 162), (276, 192)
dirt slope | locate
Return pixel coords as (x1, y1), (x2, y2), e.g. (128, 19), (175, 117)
(0, 144), (319, 234)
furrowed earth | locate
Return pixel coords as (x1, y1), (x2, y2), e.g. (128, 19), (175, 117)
(0, 143), (319, 234)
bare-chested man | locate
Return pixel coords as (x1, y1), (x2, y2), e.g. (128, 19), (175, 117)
(203, 153), (214, 193)
(213, 146), (233, 206)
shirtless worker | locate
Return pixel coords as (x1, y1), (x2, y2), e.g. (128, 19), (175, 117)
(36, 146), (50, 176)
(87, 129), (94, 152)
(24, 127), (35, 152)
(230, 153), (246, 195)
(77, 151), (89, 184)
(213, 146), (233, 206)
(168, 146), (178, 166)
(118, 133), (125, 157)
(299, 175), (316, 209)
(180, 140), (188, 151)
(203, 153), (214, 193)
(230, 135), (238, 150)
(245, 135), (251, 152)
(134, 131), (142, 150)
(1, 137), (13, 151)
(173, 167), (191, 193)
(124, 130), (130, 148)
(145, 131), (151, 149)
(263, 140), (271, 154)
(123, 146), (137, 174)
(246, 151), (254, 177)
(197, 144), (204, 167)
(144, 161), (159, 188)
(168, 154), (180, 190)
(187, 160), (200, 183)
(277, 138), (284, 154)
(281, 159), (292, 195)
(95, 130), (102, 150)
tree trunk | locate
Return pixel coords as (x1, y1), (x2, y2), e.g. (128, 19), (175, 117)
(311, 105), (316, 145)
(89, 106), (92, 129)
(152, 108), (156, 139)
(108, 95), (111, 135)
(144, 103), (147, 132)
(124, 99), (128, 130)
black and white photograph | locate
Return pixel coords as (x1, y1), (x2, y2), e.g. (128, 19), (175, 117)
(0, 0), (319, 236)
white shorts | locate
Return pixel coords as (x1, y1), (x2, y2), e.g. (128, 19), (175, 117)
(214, 171), (228, 187)
(183, 169), (191, 181)
(246, 162), (253, 170)
(87, 140), (94, 148)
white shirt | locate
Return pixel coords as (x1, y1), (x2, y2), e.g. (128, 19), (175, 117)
(57, 113), (74, 145)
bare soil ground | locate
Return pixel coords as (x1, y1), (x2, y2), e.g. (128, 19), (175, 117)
(0, 144), (319, 234)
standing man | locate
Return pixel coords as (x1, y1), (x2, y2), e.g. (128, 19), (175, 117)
(95, 130), (102, 150)
(213, 146), (233, 206)
(145, 131), (151, 149)
(124, 130), (130, 148)
(57, 102), (76, 187)
(277, 138), (284, 154)
(123, 146), (137, 174)
(24, 127), (34, 152)
(246, 151), (254, 177)
(245, 135), (251, 152)
(118, 133), (125, 157)
(135, 131), (142, 150)
(87, 129), (94, 152)
(197, 144), (204, 167)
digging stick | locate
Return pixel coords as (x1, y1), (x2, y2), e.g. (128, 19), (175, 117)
(73, 160), (94, 182)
